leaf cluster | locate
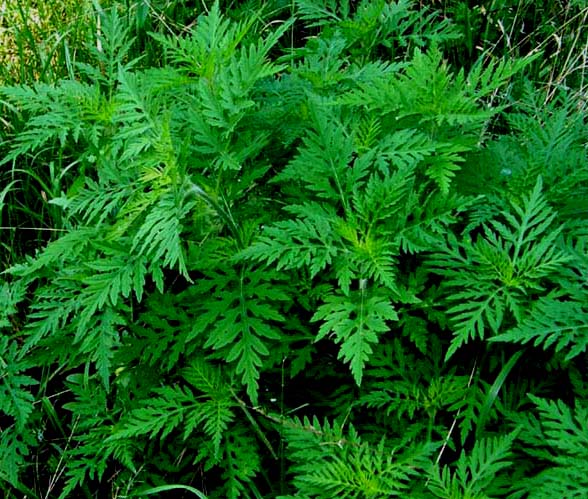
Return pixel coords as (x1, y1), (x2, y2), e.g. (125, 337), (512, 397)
(1, 1), (587, 498)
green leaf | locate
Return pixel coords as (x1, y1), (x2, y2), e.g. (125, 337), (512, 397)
(490, 297), (588, 360)
(238, 205), (341, 278)
(188, 267), (289, 404)
(430, 177), (568, 359)
(313, 290), (398, 384)
(0, 338), (38, 431)
(427, 433), (517, 499)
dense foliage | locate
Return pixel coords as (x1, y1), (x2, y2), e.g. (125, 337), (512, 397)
(1, 1), (587, 498)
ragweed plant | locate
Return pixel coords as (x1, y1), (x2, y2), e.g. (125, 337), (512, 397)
(1, 1), (587, 498)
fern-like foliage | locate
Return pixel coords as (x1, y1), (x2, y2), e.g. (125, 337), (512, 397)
(54, 373), (119, 499)
(295, 0), (460, 55)
(278, 416), (434, 499)
(340, 44), (537, 193)
(512, 395), (588, 498)
(1, 0), (587, 497)
(188, 266), (290, 404)
(239, 98), (477, 379)
(427, 432), (517, 499)
(430, 177), (570, 359)
(1, 2), (293, 493)
(0, 81), (106, 165)
(490, 296), (588, 360)
(0, 337), (37, 434)
(313, 289), (398, 384)
(109, 358), (236, 460)
(358, 338), (488, 446)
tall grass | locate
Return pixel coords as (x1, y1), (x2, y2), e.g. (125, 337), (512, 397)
(0, 0), (98, 84)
